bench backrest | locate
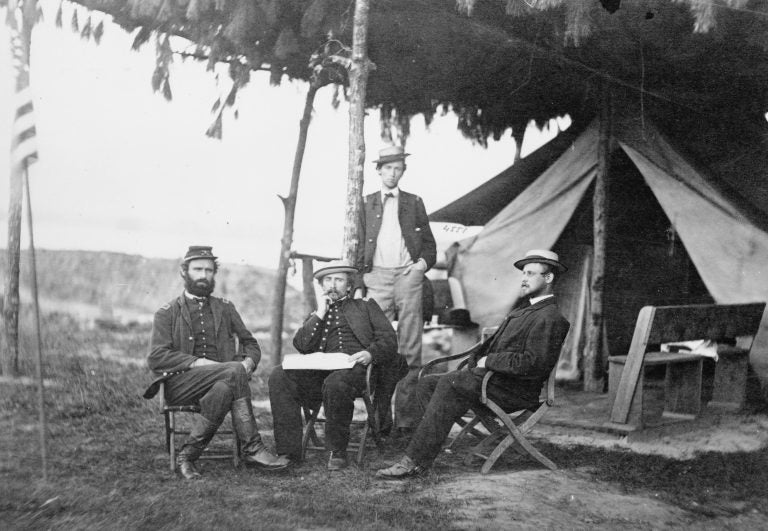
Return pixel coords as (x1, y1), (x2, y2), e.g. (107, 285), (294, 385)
(640, 303), (766, 346)
(611, 302), (765, 424)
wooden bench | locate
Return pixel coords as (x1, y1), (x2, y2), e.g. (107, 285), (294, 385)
(607, 303), (766, 431)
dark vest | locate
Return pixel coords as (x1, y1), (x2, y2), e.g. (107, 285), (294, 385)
(186, 297), (219, 359)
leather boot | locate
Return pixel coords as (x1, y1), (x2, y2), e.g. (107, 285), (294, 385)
(231, 397), (291, 470)
(177, 415), (220, 480)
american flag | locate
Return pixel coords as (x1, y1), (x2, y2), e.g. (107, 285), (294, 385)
(8, 0), (38, 169)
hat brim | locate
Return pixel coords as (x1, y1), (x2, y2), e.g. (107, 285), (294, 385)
(184, 254), (218, 262)
(372, 153), (410, 164)
(313, 265), (358, 280)
(513, 257), (568, 272)
(442, 319), (479, 328)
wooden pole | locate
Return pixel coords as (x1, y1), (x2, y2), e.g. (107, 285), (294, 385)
(269, 85), (318, 366)
(24, 166), (48, 481)
(341, 0), (371, 263)
(584, 83), (613, 392)
(3, 161), (22, 377)
(300, 257), (317, 315)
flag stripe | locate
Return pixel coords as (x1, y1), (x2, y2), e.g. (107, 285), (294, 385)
(8, 4), (38, 169)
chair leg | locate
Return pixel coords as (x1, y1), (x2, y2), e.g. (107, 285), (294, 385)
(301, 408), (321, 459)
(356, 425), (368, 466)
(481, 399), (557, 473)
(164, 411), (172, 453)
(168, 411), (176, 472)
(231, 417), (241, 468)
(448, 416), (482, 450)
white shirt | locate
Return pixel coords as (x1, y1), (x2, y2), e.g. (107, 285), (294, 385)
(372, 187), (412, 268)
(529, 294), (554, 305)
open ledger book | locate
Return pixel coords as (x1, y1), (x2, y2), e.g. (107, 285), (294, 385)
(282, 353), (355, 371)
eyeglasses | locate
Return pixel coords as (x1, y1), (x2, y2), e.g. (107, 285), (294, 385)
(521, 270), (550, 278)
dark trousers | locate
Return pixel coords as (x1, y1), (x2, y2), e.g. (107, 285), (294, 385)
(164, 362), (251, 425)
(268, 365), (367, 457)
(405, 368), (534, 466)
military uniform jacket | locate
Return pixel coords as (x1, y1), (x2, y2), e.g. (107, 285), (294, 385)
(143, 293), (260, 398)
(467, 297), (570, 408)
(355, 190), (437, 286)
(293, 298), (399, 367)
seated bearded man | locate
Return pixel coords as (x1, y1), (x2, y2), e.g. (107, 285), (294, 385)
(268, 260), (400, 471)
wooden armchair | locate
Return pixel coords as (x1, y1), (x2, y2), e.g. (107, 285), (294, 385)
(300, 364), (381, 465)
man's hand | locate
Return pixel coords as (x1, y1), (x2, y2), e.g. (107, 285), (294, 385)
(241, 357), (256, 375)
(349, 350), (372, 366)
(403, 258), (427, 276)
(314, 283), (330, 319)
(191, 358), (219, 368)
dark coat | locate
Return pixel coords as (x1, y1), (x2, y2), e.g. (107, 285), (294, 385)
(292, 298), (407, 424)
(292, 298), (398, 367)
(355, 190), (437, 287)
(143, 293), (260, 398)
(467, 297), (570, 408)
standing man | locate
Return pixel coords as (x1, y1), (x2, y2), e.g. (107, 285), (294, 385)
(355, 145), (437, 435)
(269, 260), (400, 470)
(376, 250), (570, 478)
(144, 245), (289, 479)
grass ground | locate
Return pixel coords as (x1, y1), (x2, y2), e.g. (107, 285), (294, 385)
(1, 317), (767, 529)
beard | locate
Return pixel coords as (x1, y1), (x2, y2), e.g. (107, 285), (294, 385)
(325, 288), (346, 301)
(184, 273), (215, 297)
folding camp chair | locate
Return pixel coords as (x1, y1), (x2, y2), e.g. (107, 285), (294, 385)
(418, 332), (559, 474)
(300, 364), (382, 465)
(461, 366), (557, 473)
(159, 382), (240, 472)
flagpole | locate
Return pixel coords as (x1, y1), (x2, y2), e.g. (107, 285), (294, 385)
(23, 162), (48, 482)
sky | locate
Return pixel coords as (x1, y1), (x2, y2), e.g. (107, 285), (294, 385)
(0, 1), (567, 272)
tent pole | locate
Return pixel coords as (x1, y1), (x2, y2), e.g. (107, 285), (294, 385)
(341, 0), (371, 264)
(269, 84), (318, 366)
(584, 84), (613, 392)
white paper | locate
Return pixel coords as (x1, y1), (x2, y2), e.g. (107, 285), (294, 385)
(282, 353), (355, 371)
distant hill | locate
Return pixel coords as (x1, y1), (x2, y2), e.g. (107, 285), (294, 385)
(0, 249), (305, 330)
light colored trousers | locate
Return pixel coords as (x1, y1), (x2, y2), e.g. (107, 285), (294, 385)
(364, 266), (424, 428)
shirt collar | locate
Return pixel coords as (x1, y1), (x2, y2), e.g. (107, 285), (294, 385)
(184, 290), (208, 301)
(529, 294), (554, 305)
(381, 187), (400, 200)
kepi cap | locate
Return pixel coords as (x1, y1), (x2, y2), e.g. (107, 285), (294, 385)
(183, 245), (218, 262)
(513, 249), (567, 272)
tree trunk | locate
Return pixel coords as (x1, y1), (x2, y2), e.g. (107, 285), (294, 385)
(3, 164), (22, 377)
(341, 0), (371, 263)
(2, 0), (37, 377)
(269, 85), (318, 366)
(584, 84), (613, 392)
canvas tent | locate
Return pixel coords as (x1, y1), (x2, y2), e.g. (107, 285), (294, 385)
(432, 116), (768, 382)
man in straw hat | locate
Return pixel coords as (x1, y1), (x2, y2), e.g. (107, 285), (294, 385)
(144, 246), (289, 479)
(355, 145), (437, 435)
(376, 249), (570, 479)
(269, 259), (402, 470)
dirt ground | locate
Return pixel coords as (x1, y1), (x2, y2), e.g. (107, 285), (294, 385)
(414, 469), (766, 530)
(274, 400), (768, 530)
